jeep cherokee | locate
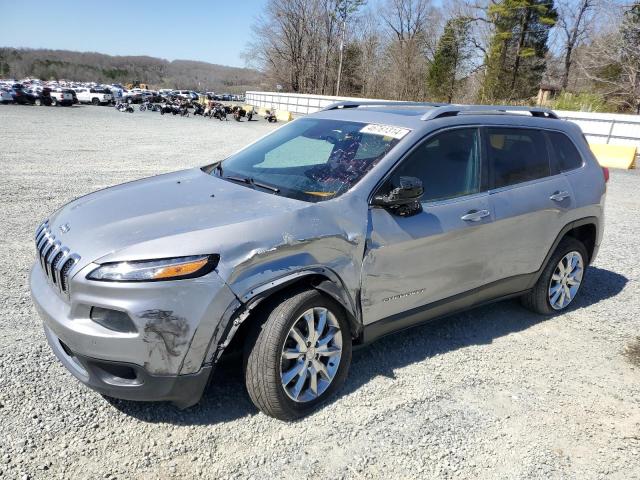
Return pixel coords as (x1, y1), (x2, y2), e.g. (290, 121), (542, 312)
(30, 102), (606, 420)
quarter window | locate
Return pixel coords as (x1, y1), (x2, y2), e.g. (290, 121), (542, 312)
(488, 128), (550, 188)
(385, 128), (482, 202)
(547, 131), (583, 172)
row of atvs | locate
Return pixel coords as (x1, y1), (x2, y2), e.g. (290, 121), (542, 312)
(115, 100), (278, 122)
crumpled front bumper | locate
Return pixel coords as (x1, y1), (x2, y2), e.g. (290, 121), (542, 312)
(30, 261), (239, 407)
(43, 323), (212, 408)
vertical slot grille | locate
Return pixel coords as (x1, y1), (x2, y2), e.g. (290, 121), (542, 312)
(34, 221), (80, 295)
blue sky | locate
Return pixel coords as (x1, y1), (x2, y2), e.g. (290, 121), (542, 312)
(0, 0), (269, 68)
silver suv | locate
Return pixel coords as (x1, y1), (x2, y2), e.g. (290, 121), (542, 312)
(30, 102), (607, 420)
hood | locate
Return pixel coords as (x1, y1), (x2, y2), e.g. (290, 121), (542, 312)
(48, 168), (306, 270)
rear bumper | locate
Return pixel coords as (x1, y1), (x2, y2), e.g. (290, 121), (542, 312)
(44, 324), (212, 408)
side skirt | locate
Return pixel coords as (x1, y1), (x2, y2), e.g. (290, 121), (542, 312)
(362, 272), (535, 344)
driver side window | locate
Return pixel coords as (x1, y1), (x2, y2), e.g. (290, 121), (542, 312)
(386, 128), (482, 202)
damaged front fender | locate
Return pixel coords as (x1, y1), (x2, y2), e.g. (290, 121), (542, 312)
(197, 267), (362, 368)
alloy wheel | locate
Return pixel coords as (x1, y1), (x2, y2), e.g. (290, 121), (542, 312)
(548, 251), (584, 310)
(280, 307), (343, 403)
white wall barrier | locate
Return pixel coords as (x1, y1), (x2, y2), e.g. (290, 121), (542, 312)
(554, 110), (640, 149)
(245, 91), (640, 149)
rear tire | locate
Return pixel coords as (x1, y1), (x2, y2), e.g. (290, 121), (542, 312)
(91, 98), (100, 106)
(521, 237), (588, 315)
(34, 98), (42, 106)
(244, 289), (352, 420)
(51, 98), (57, 106)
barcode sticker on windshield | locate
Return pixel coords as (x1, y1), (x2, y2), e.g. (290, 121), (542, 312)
(360, 124), (410, 139)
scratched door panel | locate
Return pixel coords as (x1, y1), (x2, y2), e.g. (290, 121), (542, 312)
(361, 192), (493, 325)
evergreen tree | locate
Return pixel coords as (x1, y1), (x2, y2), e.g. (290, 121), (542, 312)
(427, 17), (470, 103)
(480, 0), (557, 102)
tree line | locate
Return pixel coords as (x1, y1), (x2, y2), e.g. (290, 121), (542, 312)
(0, 48), (265, 93)
(245, 0), (640, 113)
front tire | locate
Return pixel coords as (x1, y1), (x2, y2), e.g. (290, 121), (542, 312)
(244, 289), (352, 420)
(521, 237), (588, 315)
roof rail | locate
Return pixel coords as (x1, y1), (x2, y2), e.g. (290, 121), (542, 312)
(321, 100), (447, 112)
(421, 104), (559, 120)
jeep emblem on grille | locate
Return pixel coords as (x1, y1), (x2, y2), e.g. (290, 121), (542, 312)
(59, 223), (71, 234)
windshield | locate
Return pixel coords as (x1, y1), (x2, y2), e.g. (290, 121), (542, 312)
(207, 118), (406, 202)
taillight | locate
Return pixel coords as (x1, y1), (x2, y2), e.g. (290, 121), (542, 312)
(602, 167), (609, 183)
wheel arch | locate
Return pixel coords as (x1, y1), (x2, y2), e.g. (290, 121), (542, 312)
(529, 216), (599, 289)
(564, 223), (597, 263)
(206, 269), (362, 365)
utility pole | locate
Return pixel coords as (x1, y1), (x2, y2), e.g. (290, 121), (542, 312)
(335, 18), (346, 96)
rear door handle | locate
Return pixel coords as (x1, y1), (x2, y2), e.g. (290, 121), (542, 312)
(461, 209), (491, 222)
(550, 191), (570, 202)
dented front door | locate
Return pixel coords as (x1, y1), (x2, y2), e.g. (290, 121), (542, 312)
(360, 193), (494, 325)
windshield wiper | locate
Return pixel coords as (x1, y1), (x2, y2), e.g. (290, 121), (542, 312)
(251, 180), (280, 193)
(224, 175), (251, 185)
(224, 175), (280, 194)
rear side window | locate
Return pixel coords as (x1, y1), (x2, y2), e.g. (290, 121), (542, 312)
(547, 131), (583, 172)
(488, 128), (550, 188)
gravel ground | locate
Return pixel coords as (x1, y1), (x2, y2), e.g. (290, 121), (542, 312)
(1, 104), (639, 480)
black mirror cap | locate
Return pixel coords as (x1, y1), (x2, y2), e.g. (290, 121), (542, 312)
(371, 176), (424, 217)
(372, 176), (424, 206)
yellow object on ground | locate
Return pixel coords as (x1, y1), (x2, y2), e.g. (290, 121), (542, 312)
(275, 110), (293, 122)
(590, 144), (637, 169)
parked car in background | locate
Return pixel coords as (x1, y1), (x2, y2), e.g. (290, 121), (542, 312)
(11, 85), (37, 105)
(123, 89), (143, 104)
(64, 89), (78, 105)
(49, 89), (74, 106)
(28, 87), (53, 106)
(75, 88), (113, 105)
(174, 90), (199, 102)
(106, 87), (123, 104)
(0, 89), (12, 104)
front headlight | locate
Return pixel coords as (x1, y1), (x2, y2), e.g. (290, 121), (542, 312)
(87, 255), (218, 282)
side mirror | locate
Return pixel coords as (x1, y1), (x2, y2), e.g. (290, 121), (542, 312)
(371, 176), (424, 216)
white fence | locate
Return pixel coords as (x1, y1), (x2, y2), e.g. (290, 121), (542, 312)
(246, 91), (391, 115)
(554, 110), (640, 149)
(245, 91), (640, 149)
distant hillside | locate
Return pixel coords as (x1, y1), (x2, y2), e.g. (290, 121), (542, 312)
(0, 48), (266, 92)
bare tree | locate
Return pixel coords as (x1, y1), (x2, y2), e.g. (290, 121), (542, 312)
(556, 0), (596, 90)
(381, 0), (436, 99)
(580, 3), (640, 112)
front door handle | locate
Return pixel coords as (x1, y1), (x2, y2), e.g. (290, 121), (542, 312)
(550, 191), (571, 202)
(461, 209), (490, 222)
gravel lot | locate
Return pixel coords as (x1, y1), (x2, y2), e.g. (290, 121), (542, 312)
(1, 104), (639, 480)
